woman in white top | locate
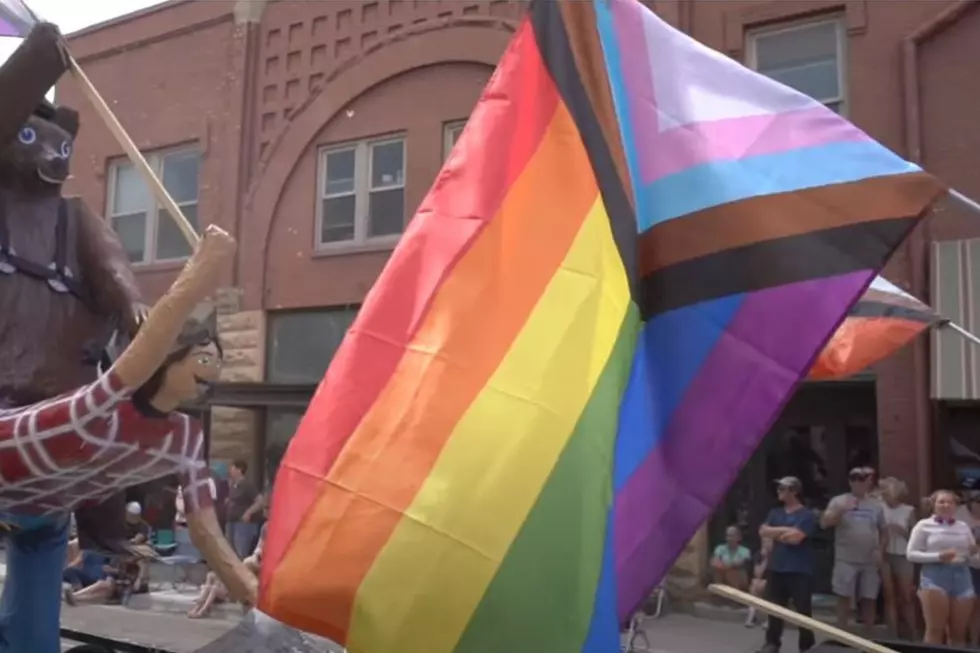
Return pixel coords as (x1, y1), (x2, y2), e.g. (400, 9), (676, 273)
(907, 489), (979, 646)
(879, 477), (916, 638)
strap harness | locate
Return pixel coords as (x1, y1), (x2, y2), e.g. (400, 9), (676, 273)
(0, 198), (90, 305)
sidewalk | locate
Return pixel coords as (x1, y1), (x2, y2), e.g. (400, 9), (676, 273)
(0, 557), (245, 622)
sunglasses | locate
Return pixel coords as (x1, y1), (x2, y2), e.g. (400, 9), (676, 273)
(849, 473), (871, 481)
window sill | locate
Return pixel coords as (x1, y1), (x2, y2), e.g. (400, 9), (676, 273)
(311, 239), (400, 259)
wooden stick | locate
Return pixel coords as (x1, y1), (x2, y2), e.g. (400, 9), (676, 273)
(708, 584), (900, 653)
(68, 55), (200, 248)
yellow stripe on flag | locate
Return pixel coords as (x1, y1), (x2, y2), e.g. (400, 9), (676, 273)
(348, 196), (632, 653)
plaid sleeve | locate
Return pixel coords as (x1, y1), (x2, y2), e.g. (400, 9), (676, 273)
(176, 415), (213, 516)
(0, 370), (134, 482)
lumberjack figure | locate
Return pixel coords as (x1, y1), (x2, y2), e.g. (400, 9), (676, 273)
(0, 225), (257, 653)
(0, 22), (252, 653)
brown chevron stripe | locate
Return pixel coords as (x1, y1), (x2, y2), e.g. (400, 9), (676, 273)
(557, 0), (634, 208)
(860, 287), (934, 314)
(639, 217), (918, 319)
(639, 172), (942, 276)
(850, 298), (939, 324)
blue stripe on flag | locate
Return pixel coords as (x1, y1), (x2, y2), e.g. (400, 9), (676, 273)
(593, 0), (643, 206)
(613, 293), (746, 491)
(636, 140), (921, 231)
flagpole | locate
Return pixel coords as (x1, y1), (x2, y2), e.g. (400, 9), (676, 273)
(943, 321), (980, 349)
(949, 189), (980, 217)
(68, 57), (200, 248)
(18, 0), (200, 248)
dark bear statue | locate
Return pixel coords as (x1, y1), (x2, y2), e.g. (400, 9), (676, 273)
(0, 22), (147, 653)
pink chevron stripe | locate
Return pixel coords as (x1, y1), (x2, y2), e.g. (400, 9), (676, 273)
(610, 0), (658, 135)
(640, 106), (873, 183)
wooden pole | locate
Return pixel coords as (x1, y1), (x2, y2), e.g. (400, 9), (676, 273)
(67, 56), (200, 248)
(708, 584), (901, 653)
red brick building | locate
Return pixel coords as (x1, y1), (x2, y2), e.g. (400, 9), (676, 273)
(53, 0), (980, 535)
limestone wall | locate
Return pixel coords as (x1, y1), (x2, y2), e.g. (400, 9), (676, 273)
(211, 287), (264, 465)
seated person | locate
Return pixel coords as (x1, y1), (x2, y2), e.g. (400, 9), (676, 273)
(188, 569), (230, 619)
(63, 547), (110, 591)
(711, 525), (751, 591)
(125, 502), (151, 544)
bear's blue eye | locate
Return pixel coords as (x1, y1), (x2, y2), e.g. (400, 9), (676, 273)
(60, 141), (72, 158)
(17, 127), (35, 145)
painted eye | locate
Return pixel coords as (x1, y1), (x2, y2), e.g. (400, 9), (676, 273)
(60, 141), (72, 158)
(17, 127), (36, 145)
(198, 355), (212, 366)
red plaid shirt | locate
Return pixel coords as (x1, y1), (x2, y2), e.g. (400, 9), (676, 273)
(0, 370), (212, 515)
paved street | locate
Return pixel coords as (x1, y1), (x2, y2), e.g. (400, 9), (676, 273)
(55, 607), (835, 653)
(634, 613), (829, 653)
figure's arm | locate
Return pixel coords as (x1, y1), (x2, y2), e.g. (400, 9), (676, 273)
(0, 22), (70, 148)
(906, 521), (941, 564)
(179, 420), (258, 605)
(111, 225), (233, 390)
(72, 198), (146, 333)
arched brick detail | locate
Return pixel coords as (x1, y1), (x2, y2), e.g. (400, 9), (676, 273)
(240, 19), (517, 309)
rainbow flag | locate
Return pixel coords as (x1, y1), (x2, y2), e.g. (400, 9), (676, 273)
(261, 0), (945, 650)
(811, 275), (941, 379)
(0, 0), (34, 37)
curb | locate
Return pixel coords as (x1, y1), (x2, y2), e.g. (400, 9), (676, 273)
(0, 563), (243, 623)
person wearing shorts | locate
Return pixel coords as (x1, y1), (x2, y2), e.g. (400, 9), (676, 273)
(879, 477), (917, 638)
(907, 490), (978, 647)
(821, 467), (887, 631)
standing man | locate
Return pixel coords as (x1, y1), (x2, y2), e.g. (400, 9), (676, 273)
(757, 477), (816, 653)
(820, 466), (887, 632)
(225, 459), (264, 559)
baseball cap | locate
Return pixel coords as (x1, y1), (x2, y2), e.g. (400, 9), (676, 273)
(774, 476), (802, 491)
(125, 501), (142, 516)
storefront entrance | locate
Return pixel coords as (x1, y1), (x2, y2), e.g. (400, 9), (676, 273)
(710, 380), (878, 594)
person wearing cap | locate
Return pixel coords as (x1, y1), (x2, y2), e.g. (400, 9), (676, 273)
(820, 466), (888, 631)
(756, 476), (816, 653)
(124, 502), (151, 545)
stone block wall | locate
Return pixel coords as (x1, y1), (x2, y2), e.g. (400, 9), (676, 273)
(211, 287), (265, 465)
(665, 524), (709, 602)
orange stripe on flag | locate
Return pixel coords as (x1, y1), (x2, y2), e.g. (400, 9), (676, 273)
(809, 316), (929, 380)
(262, 104), (602, 641)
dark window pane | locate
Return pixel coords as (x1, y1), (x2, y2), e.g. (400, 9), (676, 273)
(162, 151), (201, 204)
(755, 22), (837, 70)
(111, 212), (147, 263)
(321, 196), (356, 243)
(325, 148), (355, 196)
(368, 188), (404, 237)
(112, 164), (152, 215)
(156, 204), (199, 260)
(370, 140), (404, 188)
(755, 23), (840, 102)
(267, 309), (358, 384)
(265, 409), (305, 486)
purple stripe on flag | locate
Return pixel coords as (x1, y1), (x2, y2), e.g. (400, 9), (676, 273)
(611, 270), (872, 618)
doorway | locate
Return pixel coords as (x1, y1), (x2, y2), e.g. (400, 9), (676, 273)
(711, 380), (878, 594)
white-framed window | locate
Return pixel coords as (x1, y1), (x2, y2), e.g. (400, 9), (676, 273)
(317, 137), (406, 247)
(746, 18), (847, 114)
(107, 148), (201, 264)
(443, 120), (466, 161)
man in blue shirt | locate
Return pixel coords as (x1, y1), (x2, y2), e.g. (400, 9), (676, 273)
(757, 476), (817, 653)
